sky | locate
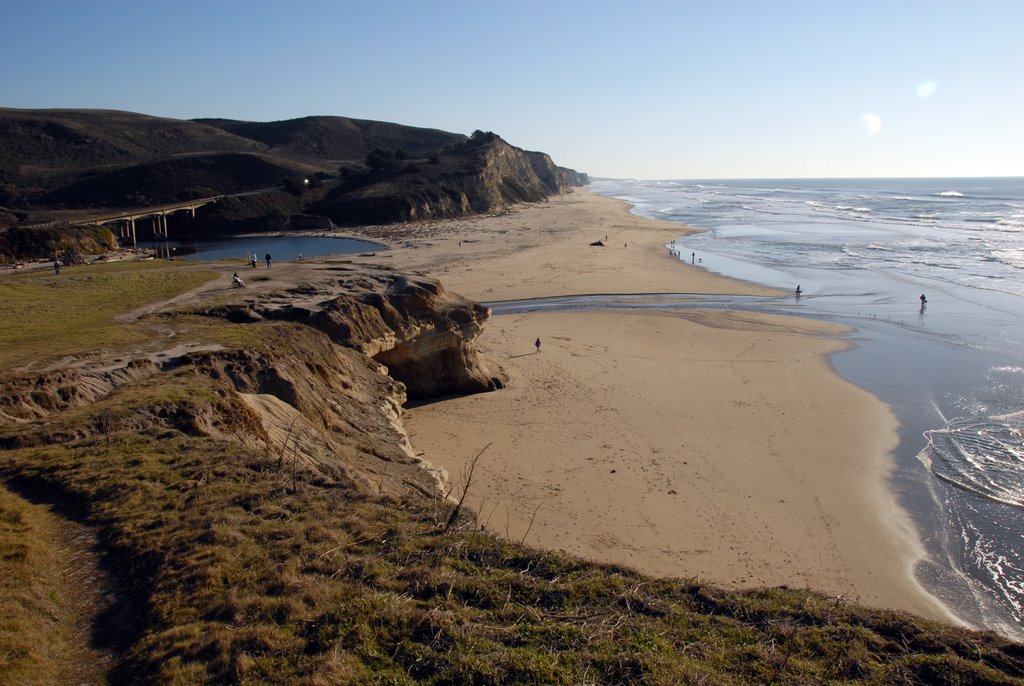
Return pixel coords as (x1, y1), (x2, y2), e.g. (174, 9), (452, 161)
(3, 0), (1022, 180)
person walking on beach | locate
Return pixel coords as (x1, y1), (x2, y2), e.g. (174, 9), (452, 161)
(250, 252), (257, 268)
(265, 252), (272, 269)
(535, 337), (542, 353)
(692, 252), (695, 264)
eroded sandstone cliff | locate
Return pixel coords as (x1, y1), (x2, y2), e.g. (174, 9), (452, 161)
(311, 133), (587, 225)
(0, 267), (506, 497)
(216, 271), (509, 400)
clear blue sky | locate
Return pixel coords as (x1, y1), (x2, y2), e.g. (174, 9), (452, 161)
(3, 0), (1022, 179)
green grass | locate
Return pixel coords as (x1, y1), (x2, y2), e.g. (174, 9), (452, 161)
(0, 260), (216, 368)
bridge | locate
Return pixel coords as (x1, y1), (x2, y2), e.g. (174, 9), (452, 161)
(81, 195), (223, 248)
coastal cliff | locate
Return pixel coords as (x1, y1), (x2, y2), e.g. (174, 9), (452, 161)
(1, 261), (1021, 684)
(0, 109), (586, 248)
(208, 271), (509, 400)
(1, 266), (506, 493)
(309, 131), (588, 225)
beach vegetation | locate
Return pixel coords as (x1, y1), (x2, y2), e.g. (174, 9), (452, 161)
(0, 224), (118, 263)
(0, 260), (1022, 684)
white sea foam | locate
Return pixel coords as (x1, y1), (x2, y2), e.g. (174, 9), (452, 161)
(992, 366), (1024, 375)
(922, 410), (1024, 509)
(996, 217), (1024, 230)
(593, 176), (1024, 638)
(991, 249), (1024, 269)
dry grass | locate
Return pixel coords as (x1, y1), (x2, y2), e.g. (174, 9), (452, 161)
(0, 259), (1022, 684)
(0, 487), (66, 685)
(1, 369), (1021, 684)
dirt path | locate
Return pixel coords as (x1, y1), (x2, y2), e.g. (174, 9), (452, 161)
(1, 482), (136, 685)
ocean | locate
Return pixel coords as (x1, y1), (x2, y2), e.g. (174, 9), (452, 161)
(590, 177), (1024, 640)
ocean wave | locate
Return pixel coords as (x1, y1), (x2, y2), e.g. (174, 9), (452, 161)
(992, 366), (1024, 374)
(996, 218), (1024, 229)
(936, 191), (966, 197)
(835, 205), (873, 213)
(920, 410), (1024, 509)
(991, 249), (1024, 269)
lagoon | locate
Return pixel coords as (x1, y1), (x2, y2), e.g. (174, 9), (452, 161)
(156, 235), (385, 262)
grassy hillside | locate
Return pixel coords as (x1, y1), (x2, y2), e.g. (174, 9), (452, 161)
(0, 108), (264, 188)
(41, 152), (315, 208)
(0, 261), (1021, 684)
(1, 109), (462, 207)
(1, 109), (585, 242)
(195, 116), (465, 165)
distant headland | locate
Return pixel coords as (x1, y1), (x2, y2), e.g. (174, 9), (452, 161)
(0, 108), (587, 262)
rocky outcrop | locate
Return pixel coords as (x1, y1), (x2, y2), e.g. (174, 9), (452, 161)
(0, 359), (160, 428)
(312, 134), (587, 225)
(0, 224), (118, 263)
(557, 166), (589, 188)
(525, 150), (588, 194)
(364, 276), (507, 399)
(227, 272), (508, 400)
(0, 268), (506, 496)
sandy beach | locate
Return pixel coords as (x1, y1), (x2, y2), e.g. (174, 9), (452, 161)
(352, 189), (952, 620)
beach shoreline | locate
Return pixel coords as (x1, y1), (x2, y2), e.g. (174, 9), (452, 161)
(362, 189), (954, 622)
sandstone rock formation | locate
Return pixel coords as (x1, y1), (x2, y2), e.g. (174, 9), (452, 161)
(225, 272), (508, 400)
(312, 132), (587, 225)
(0, 267), (507, 497)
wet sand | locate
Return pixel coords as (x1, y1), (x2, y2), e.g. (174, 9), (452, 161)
(358, 189), (952, 620)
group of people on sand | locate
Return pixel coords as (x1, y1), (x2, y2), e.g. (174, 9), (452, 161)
(246, 251), (273, 269)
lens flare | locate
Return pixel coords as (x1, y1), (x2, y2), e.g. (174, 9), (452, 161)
(917, 80), (938, 98)
(860, 113), (882, 137)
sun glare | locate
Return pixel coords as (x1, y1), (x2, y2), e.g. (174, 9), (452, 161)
(916, 80), (938, 98)
(860, 113), (883, 137)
